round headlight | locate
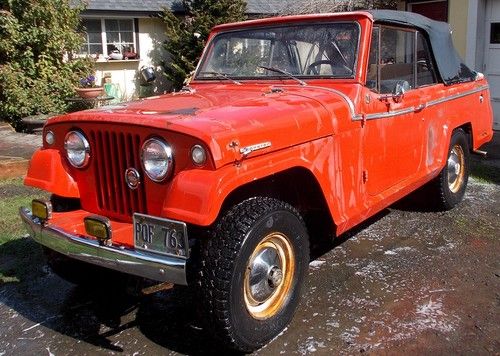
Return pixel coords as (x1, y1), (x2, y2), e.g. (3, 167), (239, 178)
(191, 145), (207, 166)
(141, 138), (173, 182)
(45, 130), (55, 146)
(64, 131), (90, 168)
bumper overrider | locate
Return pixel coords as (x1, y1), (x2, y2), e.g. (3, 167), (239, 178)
(19, 207), (188, 285)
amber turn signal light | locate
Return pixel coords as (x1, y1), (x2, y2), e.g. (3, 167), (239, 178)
(32, 199), (52, 221)
(84, 215), (112, 242)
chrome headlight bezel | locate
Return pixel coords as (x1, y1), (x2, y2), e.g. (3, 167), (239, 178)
(64, 131), (90, 168)
(141, 138), (173, 182)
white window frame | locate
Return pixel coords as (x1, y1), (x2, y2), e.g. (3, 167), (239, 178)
(80, 17), (137, 59)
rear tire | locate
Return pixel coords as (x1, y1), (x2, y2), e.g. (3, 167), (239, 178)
(429, 129), (470, 210)
(198, 197), (309, 352)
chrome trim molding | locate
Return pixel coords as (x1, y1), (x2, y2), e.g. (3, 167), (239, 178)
(365, 106), (416, 120)
(20, 207), (187, 285)
(361, 85), (490, 121)
(426, 85), (489, 108)
(305, 85), (360, 119)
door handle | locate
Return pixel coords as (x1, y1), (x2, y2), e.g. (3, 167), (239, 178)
(414, 103), (426, 112)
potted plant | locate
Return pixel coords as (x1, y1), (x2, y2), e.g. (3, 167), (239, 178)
(75, 75), (103, 98)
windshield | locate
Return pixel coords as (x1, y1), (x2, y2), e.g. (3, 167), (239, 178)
(197, 22), (360, 80)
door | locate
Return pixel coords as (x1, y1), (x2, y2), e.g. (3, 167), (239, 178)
(363, 26), (425, 196)
(485, 0), (500, 130)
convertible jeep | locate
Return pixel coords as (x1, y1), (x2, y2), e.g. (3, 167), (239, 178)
(20, 10), (493, 352)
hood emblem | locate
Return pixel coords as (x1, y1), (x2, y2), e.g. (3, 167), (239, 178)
(239, 142), (272, 157)
(125, 168), (141, 190)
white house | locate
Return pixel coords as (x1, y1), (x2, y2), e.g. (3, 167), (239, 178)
(78, 0), (293, 100)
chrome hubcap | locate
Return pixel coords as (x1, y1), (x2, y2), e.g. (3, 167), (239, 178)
(247, 247), (283, 303)
(447, 145), (465, 193)
(244, 232), (295, 320)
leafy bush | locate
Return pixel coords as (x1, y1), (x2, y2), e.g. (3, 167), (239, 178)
(0, 0), (93, 128)
(162, 0), (246, 90)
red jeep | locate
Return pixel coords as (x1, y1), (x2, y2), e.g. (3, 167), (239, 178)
(20, 10), (493, 352)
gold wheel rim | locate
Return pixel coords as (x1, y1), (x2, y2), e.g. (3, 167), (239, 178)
(243, 232), (295, 320)
(447, 144), (465, 193)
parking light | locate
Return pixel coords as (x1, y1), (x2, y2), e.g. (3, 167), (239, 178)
(84, 215), (112, 243)
(31, 199), (52, 222)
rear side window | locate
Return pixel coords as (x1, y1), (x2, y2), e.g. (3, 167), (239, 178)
(416, 32), (438, 86)
(367, 26), (438, 93)
(379, 27), (415, 93)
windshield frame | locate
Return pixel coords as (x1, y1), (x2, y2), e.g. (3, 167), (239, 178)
(194, 21), (362, 82)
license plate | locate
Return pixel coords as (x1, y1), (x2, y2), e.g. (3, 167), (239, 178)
(133, 213), (189, 258)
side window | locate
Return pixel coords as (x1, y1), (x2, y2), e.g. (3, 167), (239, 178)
(416, 32), (438, 86)
(367, 27), (379, 91)
(379, 27), (415, 93)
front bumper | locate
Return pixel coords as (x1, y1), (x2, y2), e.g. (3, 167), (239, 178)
(19, 207), (187, 285)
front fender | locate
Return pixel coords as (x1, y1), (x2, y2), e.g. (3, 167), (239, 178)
(161, 136), (342, 227)
(24, 149), (80, 198)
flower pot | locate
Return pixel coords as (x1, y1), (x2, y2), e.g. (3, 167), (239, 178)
(75, 87), (104, 99)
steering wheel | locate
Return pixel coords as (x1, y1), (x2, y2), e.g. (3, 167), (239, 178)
(306, 60), (353, 76)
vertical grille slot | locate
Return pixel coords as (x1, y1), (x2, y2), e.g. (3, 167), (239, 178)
(89, 128), (147, 220)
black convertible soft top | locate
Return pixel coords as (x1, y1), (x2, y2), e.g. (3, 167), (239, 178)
(369, 10), (476, 85)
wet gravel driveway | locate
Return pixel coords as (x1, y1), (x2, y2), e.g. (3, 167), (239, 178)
(0, 178), (499, 355)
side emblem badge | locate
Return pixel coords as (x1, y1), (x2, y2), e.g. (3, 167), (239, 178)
(125, 168), (141, 190)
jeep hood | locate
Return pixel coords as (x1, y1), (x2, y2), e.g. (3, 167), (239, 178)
(49, 85), (352, 168)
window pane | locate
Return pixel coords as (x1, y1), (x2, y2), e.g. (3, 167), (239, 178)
(88, 32), (101, 43)
(107, 32), (119, 43)
(416, 32), (437, 86)
(119, 20), (133, 31)
(491, 23), (500, 44)
(379, 27), (415, 93)
(198, 23), (359, 78)
(121, 32), (133, 43)
(89, 44), (102, 55)
(105, 19), (119, 31)
(83, 19), (101, 32)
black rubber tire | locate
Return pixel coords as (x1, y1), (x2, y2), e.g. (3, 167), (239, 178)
(429, 129), (470, 210)
(43, 247), (128, 287)
(198, 197), (309, 353)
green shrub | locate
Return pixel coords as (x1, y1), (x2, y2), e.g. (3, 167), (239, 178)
(0, 0), (93, 128)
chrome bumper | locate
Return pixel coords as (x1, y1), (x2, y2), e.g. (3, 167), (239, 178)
(19, 207), (187, 285)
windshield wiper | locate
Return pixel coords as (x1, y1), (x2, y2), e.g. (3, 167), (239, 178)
(198, 71), (241, 85)
(259, 66), (307, 86)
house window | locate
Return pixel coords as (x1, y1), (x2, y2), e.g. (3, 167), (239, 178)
(408, 1), (448, 22)
(80, 18), (137, 58)
(491, 23), (500, 44)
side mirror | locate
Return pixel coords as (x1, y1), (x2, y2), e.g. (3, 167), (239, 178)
(393, 80), (410, 103)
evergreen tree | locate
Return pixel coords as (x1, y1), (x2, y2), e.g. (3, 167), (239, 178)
(162, 0), (246, 90)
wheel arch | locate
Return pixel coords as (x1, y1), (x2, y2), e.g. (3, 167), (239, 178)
(454, 122), (473, 152)
(220, 166), (337, 248)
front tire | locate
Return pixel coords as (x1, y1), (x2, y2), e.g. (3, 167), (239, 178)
(198, 197), (309, 352)
(431, 129), (470, 210)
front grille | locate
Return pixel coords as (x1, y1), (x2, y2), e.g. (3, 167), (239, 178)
(89, 129), (147, 220)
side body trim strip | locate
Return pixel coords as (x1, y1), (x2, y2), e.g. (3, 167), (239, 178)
(360, 84), (489, 121)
